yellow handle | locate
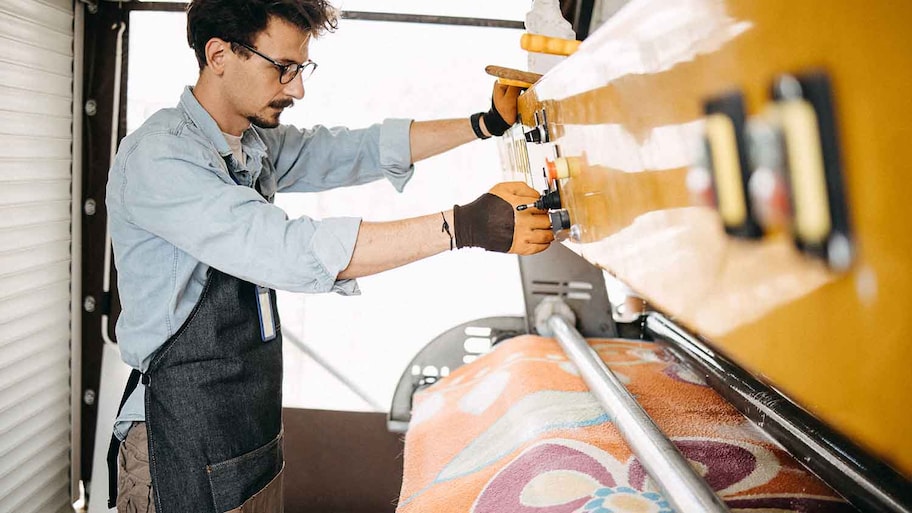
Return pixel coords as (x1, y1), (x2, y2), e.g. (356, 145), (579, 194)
(779, 100), (831, 245)
(705, 113), (748, 228)
(497, 77), (534, 89)
(520, 33), (581, 56)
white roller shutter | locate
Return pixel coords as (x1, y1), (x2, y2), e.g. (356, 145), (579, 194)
(0, 1), (75, 513)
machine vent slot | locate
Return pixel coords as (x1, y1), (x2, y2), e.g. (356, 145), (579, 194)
(531, 280), (594, 301)
(519, 244), (617, 338)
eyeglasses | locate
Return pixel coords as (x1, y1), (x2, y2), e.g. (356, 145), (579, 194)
(234, 42), (318, 84)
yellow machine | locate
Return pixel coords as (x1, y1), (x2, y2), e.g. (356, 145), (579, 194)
(502, 0), (911, 495)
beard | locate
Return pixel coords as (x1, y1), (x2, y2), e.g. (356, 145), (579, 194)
(249, 98), (294, 129)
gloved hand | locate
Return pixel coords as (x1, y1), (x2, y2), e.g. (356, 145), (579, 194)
(484, 82), (522, 136)
(453, 182), (555, 255)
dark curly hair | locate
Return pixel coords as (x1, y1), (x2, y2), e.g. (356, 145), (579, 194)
(187, 0), (338, 70)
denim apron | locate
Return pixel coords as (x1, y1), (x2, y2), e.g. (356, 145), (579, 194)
(109, 267), (284, 513)
(153, 267), (284, 512)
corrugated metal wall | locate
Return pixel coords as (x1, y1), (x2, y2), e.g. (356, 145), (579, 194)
(0, 0), (75, 512)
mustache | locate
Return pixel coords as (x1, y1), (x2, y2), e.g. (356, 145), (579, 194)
(268, 99), (294, 109)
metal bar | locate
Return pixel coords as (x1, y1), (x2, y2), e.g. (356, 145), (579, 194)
(572, 0), (596, 39)
(340, 11), (524, 29)
(116, 2), (187, 12)
(115, 2), (525, 29)
(547, 315), (730, 513)
(283, 330), (383, 412)
(646, 312), (912, 513)
(100, 21), (126, 347)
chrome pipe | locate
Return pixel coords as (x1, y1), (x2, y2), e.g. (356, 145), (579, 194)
(547, 315), (730, 513)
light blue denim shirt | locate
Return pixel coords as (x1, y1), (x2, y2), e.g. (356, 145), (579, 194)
(107, 86), (414, 436)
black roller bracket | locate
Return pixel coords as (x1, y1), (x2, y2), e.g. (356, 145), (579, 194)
(772, 72), (853, 271)
(550, 209), (572, 232)
(525, 110), (544, 144)
(539, 108), (551, 143)
(703, 92), (763, 239)
(540, 180), (568, 234)
(536, 189), (563, 211)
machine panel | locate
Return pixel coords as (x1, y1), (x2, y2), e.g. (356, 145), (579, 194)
(510, 0), (912, 476)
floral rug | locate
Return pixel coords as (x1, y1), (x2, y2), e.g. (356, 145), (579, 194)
(396, 335), (854, 513)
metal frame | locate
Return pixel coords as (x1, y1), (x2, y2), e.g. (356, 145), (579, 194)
(71, 1), (87, 504)
(646, 313), (912, 513)
(79, 1), (130, 484)
(339, 12), (523, 29)
(388, 316), (526, 433)
(571, 0), (596, 39)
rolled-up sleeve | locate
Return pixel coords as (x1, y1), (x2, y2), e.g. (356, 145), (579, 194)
(116, 133), (364, 295)
(378, 118), (414, 192)
(308, 217), (361, 295)
(261, 118), (415, 194)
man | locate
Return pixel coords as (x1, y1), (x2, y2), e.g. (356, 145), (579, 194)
(105, 0), (553, 512)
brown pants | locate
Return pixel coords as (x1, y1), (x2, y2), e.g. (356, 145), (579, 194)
(117, 422), (155, 513)
(116, 422), (284, 513)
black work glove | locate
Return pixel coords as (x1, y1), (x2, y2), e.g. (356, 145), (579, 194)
(454, 193), (514, 252)
(482, 100), (512, 137)
(472, 83), (521, 139)
(453, 182), (554, 255)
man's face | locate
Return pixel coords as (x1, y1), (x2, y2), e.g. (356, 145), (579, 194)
(229, 17), (311, 129)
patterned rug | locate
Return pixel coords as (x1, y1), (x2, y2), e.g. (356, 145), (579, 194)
(396, 335), (855, 512)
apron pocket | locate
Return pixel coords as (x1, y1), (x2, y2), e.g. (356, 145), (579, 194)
(232, 463), (284, 513)
(207, 430), (284, 513)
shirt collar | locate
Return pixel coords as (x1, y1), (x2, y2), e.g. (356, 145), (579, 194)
(179, 86), (268, 163)
(243, 125), (268, 160)
(179, 86), (232, 157)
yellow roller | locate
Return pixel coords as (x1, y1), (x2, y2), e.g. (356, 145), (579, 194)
(520, 32), (581, 56)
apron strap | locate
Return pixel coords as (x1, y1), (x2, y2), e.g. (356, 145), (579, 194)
(107, 368), (143, 508)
